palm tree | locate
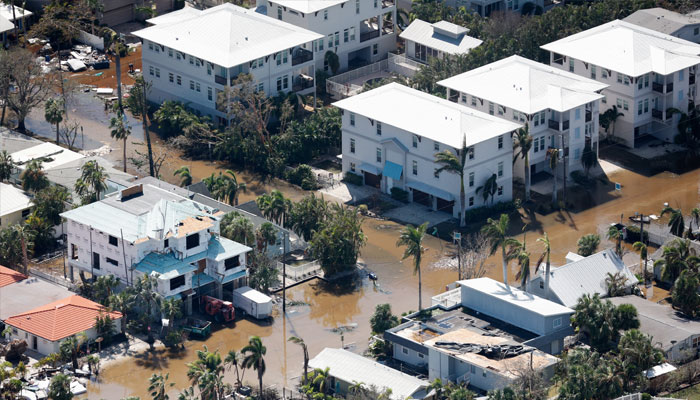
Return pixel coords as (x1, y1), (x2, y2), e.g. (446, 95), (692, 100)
(173, 166), (192, 187)
(241, 336), (267, 397)
(75, 160), (109, 204)
(324, 51), (339, 74)
(218, 170), (246, 206)
(148, 373), (174, 400)
(633, 241), (648, 282)
(186, 346), (225, 400)
(536, 233), (552, 297)
(509, 235), (531, 291)
(109, 291), (134, 333)
(476, 173), (498, 206)
(311, 367), (331, 395)
(44, 98), (64, 145)
(689, 207), (700, 238)
(13, 224), (33, 274)
(256, 190), (291, 226)
(0, 150), (13, 182)
(397, 222), (428, 310)
(604, 272), (628, 296)
(288, 336), (309, 385)
(581, 141), (597, 178)
(607, 225), (623, 257)
(109, 110), (131, 172)
(654, 238), (700, 283)
(435, 136), (469, 226)
(59, 332), (87, 370)
(481, 214), (518, 286)
(20, 160), (49, 192)
(546, 147), (560, 205)
(513, 125), (533, 201)
(160, 297), (183, 326)
(224, 350), (246, 390)
(601, 105), (624, 140)
(661, 206), (685, 237)
(577, 234), (600, 257)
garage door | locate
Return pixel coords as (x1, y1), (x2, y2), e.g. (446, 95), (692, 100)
(102, 4), (133, 26)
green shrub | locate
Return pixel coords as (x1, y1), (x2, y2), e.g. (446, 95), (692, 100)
(625, 225), (649, 243)
(390, 187), (409, 203)
(163, 330), (185, 349)
(286, 164), (318, 190)
(463, 201), (517, 224)
(342, 172), (363, 186)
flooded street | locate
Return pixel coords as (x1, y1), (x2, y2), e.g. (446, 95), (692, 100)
(24, 90), (700, 398)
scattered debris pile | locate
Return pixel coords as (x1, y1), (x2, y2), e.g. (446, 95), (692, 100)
(31, 40), (111, 73)
(434, 341), (533, 359)
(0, 338), (28, 362)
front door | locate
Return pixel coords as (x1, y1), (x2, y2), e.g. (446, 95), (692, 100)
(32, 335), (37, 350)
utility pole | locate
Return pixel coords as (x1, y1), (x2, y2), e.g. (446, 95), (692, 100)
(282, 231), (288, 313)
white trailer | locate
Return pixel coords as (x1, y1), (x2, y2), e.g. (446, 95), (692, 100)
(233, 286), (273, 319)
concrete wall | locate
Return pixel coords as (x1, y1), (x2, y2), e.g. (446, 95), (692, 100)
(257, 0), (397, 73)
(393, 342), (428, 368)
(7, 319), (123, 356)
(340, 108), (514, 218)
(428, 347), (511, 391)
(0, 208), (30, 229)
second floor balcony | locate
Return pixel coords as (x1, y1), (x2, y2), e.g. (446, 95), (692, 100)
(548, 119), (569, 132)
(292, 48), (313, 66)
(360, 29), (380, 42)
(653, 81), (673, 94)
(585, 110), (592, 122)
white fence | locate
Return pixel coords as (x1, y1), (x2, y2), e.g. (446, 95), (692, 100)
(78, 30), (105, 51)
(431, 288), (461, 308)
(387, 52), (422, 77)
(277, 260), (322, 281)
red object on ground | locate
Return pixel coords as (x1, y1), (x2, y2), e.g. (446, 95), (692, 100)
(201, 295), (235, 322)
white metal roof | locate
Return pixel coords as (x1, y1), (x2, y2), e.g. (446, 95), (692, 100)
(132, 3), (323, 68)
(438, 55), (607, 114)
(267, 0), (347, 14)
(146, 6), (202, 25)
(645, 363), (677, 378)
(0, 183), (32, 217)
(11, 142), (85, 171)
(400, 19), (482, 55)
(234, 286), (272, 304)
(624, 8), (700, 36)
(333, 83), (522, 148)
(541, 20), (700, 77)
(532, 249), (638, 308)
(309, 348), (429, 400)
(458, 277), (574, 317)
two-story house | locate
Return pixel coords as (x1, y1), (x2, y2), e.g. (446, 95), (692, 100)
(61, 183), (252, 313)
(254, 0), (397, 73)
(624, 8), (700, 44)
(133, 4), (323, 126)
(334, 83), (521, 218)
(399, 19), (482, 64)
(541, 20), (700, 148)
(438, 55), (607, 183)
(444, 0), (545, 17)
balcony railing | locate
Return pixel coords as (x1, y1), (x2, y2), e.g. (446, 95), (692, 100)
(292, 49), (313, 66)
(690, 75), (696, 85)
(293, 74), (314, 91)
(360, 29), (380, 42)
(215, 75), (227, 85)
(548, 119), (569, 131)
(585, 110), (592, 122)
(652, 82), (664, 93)
(652, 108), (663, 120)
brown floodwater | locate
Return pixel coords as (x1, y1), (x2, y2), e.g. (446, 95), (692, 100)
(28, 97), (699, 398)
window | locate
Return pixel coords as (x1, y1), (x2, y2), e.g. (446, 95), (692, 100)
(483, 370), (487, 378)
(257, 82), (264, 92)
(149, 66), (154, 76)
(169, 73), (174, 83)
(617, 73), (623, 83)
(680, 69), (685, 81)
(92, 252), (100, 270)
(434, 141), (439, 151)
(540, 280), (544, 289)
(623, 100), (629, 111)
(207, 63), (212, 75)
(575, 108), (581, 120)
(679, 90), (684, 102)
(434, 168), (439, 179)
(350, 27), (356, 41)
(539, 137), (544, 151)
(637, 100), (643, 115)
(177, 75), (182, 85)
(186, 233), (199, 250)
(418, 353), (424, 359)
(225, 256), (240, 270)
(350, 162), (356, 172)
(602, 69), (608, 79)
(189, 55), (194, 65)
(402, 347), (408, 355)
(574, 127), (581, 139)
(602, 95), (606, 104)
(376, 148), (382, 163)
(533, 137), (539, 153)
(155, 68), (160, 78)
(617, 98), (622, 108)
(164, 239), (169, 248)
(372, 44), (378, 55)
(471, 96), (477, 106)
(470, 365), (476, 374)
(190, 80), (195, 90)
(374, 0), (378, 6)
(208, 87), (213, 101)
(498, 136), (503, 149)
(624, 75), (630, 86)
(460, 93), (466, 103)
(350, 138), (355, 153)
(176, 52), (181, 60)
(696, 27), (699, 35)
(324, 9), (328, 19)
(498, 186), (503, 196)
(645, 74), (649, 87)
(498, 162), (503, 177)
(591, 65), (596, 79)
(334, 32), (340, 46)
(469, 172), (474, 187)
(569, 58), (574, 72)
(106, 257), (118, 266)
(553, 317), (562, 328)
(327, 34), (333, 48)
(412, 160), (418, 175)
(540, 111), (545, 125)
(574, 148), (581, 159)
(469, 148), (474, 160)
(196, 83), (200, 92)
(376, 122), (382, 136)
(356, 0), (360, 13)
(318, 38), (324, 51)
(469, 197), (474, 207)
(413, 135), (418, 148)
(108, 235), (118, 246)
(488, 102), (494, 115)
(350, 113), (355, 126)
(170, 275), (185, 291)
(148, 41), (153, 51)
(344, 29), (349, 43)
(168, 48), (173, 57)
(644, 98), (649, 113)
(498, 106), (504, 116)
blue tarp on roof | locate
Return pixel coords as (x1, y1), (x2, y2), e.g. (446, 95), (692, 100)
(221, 269), (247, 284)
(383, 161), (403, 180)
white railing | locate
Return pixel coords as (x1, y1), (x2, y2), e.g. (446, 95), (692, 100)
(277, 260), (322, 281)
(327, 59), (389, 98)
(431, 288), (461, 308)
(387, 52), (423, 77)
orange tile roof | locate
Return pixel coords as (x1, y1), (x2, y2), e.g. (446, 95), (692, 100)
(4, 295), (122, 341)
(0, 265), (27, 288)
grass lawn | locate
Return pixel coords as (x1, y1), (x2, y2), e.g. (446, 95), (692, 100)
(671, 384), (700, 399)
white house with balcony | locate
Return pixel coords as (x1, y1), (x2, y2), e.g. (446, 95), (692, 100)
(438, 55), (607, 183)
(133, 4), (322, 126)
(334, 83), (521, 217)
(254, 0), (397, 73)
(400, 19), (482, 65)
(61, 183), (252, 313)
(541, 20), (700, 148)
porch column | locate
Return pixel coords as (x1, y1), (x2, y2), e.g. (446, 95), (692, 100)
(431, 196), (437, 211)
(216, 282), (223, 299)
(378, 13), (383, 33)
(69, 264), (74, 282)
(186, 294), (193, 315)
